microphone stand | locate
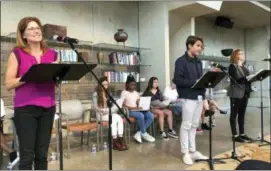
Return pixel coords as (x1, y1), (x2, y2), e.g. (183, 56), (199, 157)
(64, 41), (131, 170)
(218, 67), (245, 163)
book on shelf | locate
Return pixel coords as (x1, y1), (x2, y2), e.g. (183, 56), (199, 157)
(54, 49), (79, 83)
(108, 52), (139, 65)
(104, 71), (140, 83)
(54, 49), (78, 62)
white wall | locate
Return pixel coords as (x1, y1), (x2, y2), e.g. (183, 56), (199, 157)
(1, 1), (139, 46)
(169, 13), (192, 80)
(138, 1), (194, 90)
(138, 1), (170, 90)
(245, 26), (270, 107)
(195, 17), (245, 57)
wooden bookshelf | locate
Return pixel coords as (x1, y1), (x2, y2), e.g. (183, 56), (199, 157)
(0, 36), (151, 105)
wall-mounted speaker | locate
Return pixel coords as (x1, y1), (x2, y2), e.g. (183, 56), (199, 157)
(215, 16), (234, 29)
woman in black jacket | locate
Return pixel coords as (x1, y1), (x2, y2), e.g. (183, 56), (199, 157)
(228, 49), (252, 142)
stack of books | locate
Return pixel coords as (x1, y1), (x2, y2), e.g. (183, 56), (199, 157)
(104, 71), (140, 83)
(108, 52), (139, 65)
(54, 49), (78, 83)
(54, 49), (77, 62)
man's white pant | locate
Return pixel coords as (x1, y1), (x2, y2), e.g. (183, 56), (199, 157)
(180, 99), (203, 154)
(98, 113), (124, 136)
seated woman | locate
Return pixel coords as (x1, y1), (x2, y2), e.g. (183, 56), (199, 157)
(1, 132), (18, 163)
(143, 77), (178, 140)
(121, 75), (155, 143)
(92, 77), (128, 151)
(1, 99), (18, 163)
(163, 82), (182, 115)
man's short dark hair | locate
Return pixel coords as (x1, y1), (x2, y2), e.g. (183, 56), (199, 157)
(186, 35), (204, 50)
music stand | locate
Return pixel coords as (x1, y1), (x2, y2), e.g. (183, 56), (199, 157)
(21, 63), (97, 170)
(65, 41), (131, 171)
(192, 71), (230, 170)
(247, 70), (271, 147)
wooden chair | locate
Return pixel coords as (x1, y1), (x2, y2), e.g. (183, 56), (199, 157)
(56, 100), (99, 159)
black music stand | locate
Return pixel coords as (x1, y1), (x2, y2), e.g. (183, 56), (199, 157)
(66, 41), (131, 171)
(192, 71), (230, 170)
(21, 63), (97, 170)
(248, 70), (271, 147)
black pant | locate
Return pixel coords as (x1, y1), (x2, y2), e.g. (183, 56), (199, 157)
(230, 97), (248, 136)
(14, 105), (55, 170)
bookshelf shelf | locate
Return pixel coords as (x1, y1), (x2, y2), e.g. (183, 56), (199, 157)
(94, 43), (150, 52)
(1, 36), (93, 49)
(109, 82), (147, 84)
(99, 63), (151, 67)
(1, 34), (150, 101)
(199, 55), (259, 63)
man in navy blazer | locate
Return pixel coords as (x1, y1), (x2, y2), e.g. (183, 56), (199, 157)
(173, 35), (207, 165)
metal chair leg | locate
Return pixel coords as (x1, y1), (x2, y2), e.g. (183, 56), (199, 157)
(101, 124), (104, 150)
(127, 123), (131, 145)
(66, 129), (71, 159)
(56, 125), (59, 160)
(96, 127), (100, 151)
(87, 131), (90, 147)
(80, 131), (84, 147)
(152, 122), (156, 137)
(124, 122), (127, 144)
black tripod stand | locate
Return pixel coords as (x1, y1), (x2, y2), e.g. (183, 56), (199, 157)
(228, 136), (245, 162)
(248, 70), (271, 147)
(257, 79), (270, 147)
(192, 71), (230, 170)
(66, 41), (131, 170)
(196, 108), (230, 170)
(218, 67), (246, 162)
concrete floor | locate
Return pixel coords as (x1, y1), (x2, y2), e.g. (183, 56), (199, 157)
(1, 107), (270, 170)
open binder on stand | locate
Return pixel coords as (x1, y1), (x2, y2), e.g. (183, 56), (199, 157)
(20, 63), (97, 170)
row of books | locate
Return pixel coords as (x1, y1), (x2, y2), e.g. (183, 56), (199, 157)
(54, 49), (78, 83)
(104, 71), (140, 83)
(109, 52), (139, 65)
(54, 49), (77, 62)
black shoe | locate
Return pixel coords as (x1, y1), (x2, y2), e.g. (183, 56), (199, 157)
(168, 130), (178, 139)
(9, 151), (17, 163)
(234, 136), (245, 143)
(219, 110), (228, 114)
(240, 134), (253, 141)
(201, 123), (211, 130)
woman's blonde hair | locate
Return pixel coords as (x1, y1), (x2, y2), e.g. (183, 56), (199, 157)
(15, 16), (47, 53)
(230, 49), (241, 64)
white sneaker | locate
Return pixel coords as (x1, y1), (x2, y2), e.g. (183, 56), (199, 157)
(134, 131), (142, 143)
(141, 132), (155, 142)
(182, 153), (193, 165)
(190, 151), (208, 160)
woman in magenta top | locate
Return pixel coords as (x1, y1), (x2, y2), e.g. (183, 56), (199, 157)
(5, 17), (58, 170)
